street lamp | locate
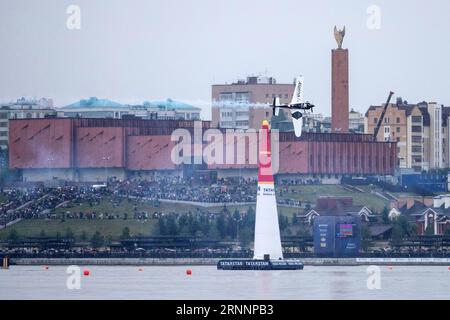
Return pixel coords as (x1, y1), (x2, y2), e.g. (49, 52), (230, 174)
(102, 156), (111, 183)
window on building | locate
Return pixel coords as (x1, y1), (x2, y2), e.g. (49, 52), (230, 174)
(412, 116), (422, 123)
(412, 146), (422, 153)
(396, 127), (400, 133)
(219, 93), (233, 101)
(265, 112), (269, 117)
(384, 117), (389, 123)
(235, 121), (249, 127)
(0, 113), (8, 119)
(373, 118), (378, 124)
(285, 94), (289, 99)
(0, 132), (7, 136)
(396, 117), (400, 123)
(0, 122), (7, 127)
(412, 126), (422, 133)
(235, 92), (250, 102)
(412, 136), (422, 143)
(265, 94), (269, 98)
(413, 156), (422, 163)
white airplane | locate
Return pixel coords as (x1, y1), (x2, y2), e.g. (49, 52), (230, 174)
(272, 76), (314, 137)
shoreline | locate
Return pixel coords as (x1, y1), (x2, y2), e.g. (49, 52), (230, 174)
(8, 257), (450, 266)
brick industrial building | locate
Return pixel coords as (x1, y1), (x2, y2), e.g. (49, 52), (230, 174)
(9, 118), (396, 182)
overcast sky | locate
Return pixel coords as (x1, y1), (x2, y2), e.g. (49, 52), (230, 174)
(1, 0), (449, 119)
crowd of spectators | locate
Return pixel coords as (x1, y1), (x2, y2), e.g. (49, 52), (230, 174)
(0, 177), (311, 227)
(115, 177), (257, 203)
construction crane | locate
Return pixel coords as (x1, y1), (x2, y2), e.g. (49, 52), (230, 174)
(373, 91), (395, 141)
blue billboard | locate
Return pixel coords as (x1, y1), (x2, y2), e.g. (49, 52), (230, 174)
(313, 216), (361, 257)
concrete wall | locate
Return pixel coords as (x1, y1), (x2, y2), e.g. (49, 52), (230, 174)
(22, 168), (75, 182)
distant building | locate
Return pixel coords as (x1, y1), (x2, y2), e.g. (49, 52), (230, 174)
(298, 197), (376, 225)
(60, 97), (127, 119)
(138, 100), (201, 120)
(388, 195), (450, 235)
(211, 76), (295, 129)
(60, 97), (201, 121)
(0, 97), (56, 150)
(365, 98), (449, 171)
(8, 118), (396, 182)
(348, 109), (364, 133)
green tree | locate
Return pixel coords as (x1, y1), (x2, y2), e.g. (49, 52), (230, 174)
(7, 229), (19, 242)
(166, 215), (179, 235)
(65, 228), (75, 239)
(80, 231), (88, 241)
(90, 231), (104, 248)
(278, 215), (289, 232)
(105, 235), (113, 246)
(39, 229), (47, 238)
(361, 226), (372, 252)
(391, 225), (403, 243)
(391, 215), (417, 239)
(199, 215), (210, 236)
(292, 214), (300, 226)
(158, 218), (167, 236)
(216, 214), (227, 238)
(381, 207), (390, 224)
(121, 227), (131, 239)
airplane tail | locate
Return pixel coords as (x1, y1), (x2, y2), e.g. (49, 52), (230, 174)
(272, 97), (281, 116)
(291, 76), (304, 105)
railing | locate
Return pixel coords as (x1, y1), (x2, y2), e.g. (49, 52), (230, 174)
(3, 251), (449, 259)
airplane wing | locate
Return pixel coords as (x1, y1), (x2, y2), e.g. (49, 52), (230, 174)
(291, 110), (303, 137)
(291, 76), (304, 137)
(273, 97), (281, 116)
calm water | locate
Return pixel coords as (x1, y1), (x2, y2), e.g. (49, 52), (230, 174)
(0, 265), (449, 299)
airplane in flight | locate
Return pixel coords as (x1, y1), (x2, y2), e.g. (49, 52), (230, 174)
(272, 76), (314, 137)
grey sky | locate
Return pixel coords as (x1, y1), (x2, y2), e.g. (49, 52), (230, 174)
(1, 0), (449, 119)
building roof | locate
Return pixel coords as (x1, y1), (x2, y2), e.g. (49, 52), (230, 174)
(143, 99), (201, 111)
(369, 224), (393, 237)
(365, 101), (442, 126)
(63, 97), (123, 109)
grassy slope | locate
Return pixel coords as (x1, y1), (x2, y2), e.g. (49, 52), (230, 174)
(276, 185), (390, 212)
(0, 185), (392, 239)
(0, 219), (156, 240)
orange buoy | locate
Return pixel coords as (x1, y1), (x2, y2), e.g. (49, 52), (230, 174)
(44, 266), (49, 270)
(186, 269), (192, 276)
(83, 269), (90, 276)
(138, 268), (143, 272)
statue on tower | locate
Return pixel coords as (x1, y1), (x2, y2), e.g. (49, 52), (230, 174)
(334, 25), (346, 49)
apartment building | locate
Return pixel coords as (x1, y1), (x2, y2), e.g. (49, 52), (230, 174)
(365, 98), (448, 171)
(211, 76), (294, 129)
